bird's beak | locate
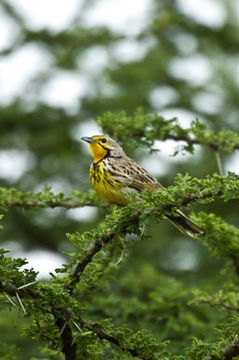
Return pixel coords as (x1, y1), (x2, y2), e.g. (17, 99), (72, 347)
(81, 137), (96, 144)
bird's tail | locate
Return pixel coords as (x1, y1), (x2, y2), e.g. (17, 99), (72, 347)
(166, 209), (203, 238)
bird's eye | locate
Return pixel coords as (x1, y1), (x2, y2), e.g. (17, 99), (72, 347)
(101, 138), (107, 143)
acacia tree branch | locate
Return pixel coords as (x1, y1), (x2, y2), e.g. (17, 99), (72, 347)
(0, 281), (76, 360)
(3, 279), (239, 360)
(197, 299), (239, 312)
(0, 200), (108, 210)
(0, 281), (153, 360)
(68, 188), (224, 292)
(54, 313), (77, 360)
(68, 213), (140, 292)
(165, 133), (221, 150)
(78, 316), (150, 360)
(97, 111), (239, 154)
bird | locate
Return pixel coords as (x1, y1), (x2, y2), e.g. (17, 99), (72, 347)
(81, 135), (203, 237)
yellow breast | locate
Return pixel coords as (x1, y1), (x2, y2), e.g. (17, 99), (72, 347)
(89, 161), (128, 205)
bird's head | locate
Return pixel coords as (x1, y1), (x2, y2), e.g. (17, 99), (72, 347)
(81, 135), (125, 163)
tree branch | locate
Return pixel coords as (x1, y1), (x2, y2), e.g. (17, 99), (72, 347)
(68, 213), (140, 292)
(165, 133), (221, 150)
(55, 313), (77, 360)
(78, 316), (152, 360)
(97, 110), (239, 154)
(0, 281), (157, 360)
(197, 299), (239, 312)
(0, 200), (108, 210)
(67, 182), (238, 293)
(0, 281), (77, 360)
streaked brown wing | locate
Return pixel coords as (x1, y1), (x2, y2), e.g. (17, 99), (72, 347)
(115, 157), (163, 192)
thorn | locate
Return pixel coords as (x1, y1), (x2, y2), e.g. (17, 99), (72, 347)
(18, 281), (36, 290)
(115, 249), (125, 265)
(60, 321), (68, 335)
(16, 292), (26, 314)
(3, 292), (16, 307)
(72, 320), (82, 332)
(71, 334), (78, 347)
(71, 322), (81, 347)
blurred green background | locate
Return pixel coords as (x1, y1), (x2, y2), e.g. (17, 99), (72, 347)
(0, 0), (238, 358)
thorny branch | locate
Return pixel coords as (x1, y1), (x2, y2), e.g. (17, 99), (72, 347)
(78, 315), (152, 360)
(0, 200), (108, 210)
(55, 314), (77, 360)
(68, 186), (228, 292)
(0, 280), (152, 360)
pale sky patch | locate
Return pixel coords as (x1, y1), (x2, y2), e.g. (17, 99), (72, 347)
(72, 120), (102, 145)
(67, 206), (98, 222)
(112, 38), (155, 63)
(149, 86), (179, 109)
(177, 0), (226, 28)
(0, 150), (35, 182)
(8, 0), (82, 31)
(20, 250), (65, 278)
(0, 7), (19, 51)
(160, 239), (199, 271)
(78, 46), (109, 75)
(0, 43), (52, 104)
(169, 55), (212, 86)
(40, 71), (89, 110)
(192, 91), (224, 115)
(225, 152), (239, 175)
(83, 0), (152, 35)
(158, 108), (204, 128)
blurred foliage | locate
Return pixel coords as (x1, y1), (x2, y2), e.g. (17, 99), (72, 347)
(0, 0), (239, 359)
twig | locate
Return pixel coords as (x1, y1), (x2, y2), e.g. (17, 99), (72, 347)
(167, 134), (220, 150)
(0, 201), (108, 210)
(68, 188), (224, 293)
(197, 299), (239, 312)
(68, 213), (140, 293)
(78, 316), (153, 360)
(55, 314), (77, 360)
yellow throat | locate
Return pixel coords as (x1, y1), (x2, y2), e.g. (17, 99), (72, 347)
(89, 142), (108, 163)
